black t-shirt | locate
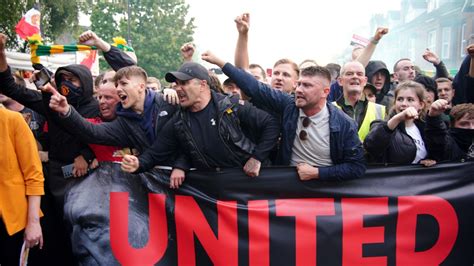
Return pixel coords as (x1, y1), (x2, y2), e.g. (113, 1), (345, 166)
(188, 102), (237, 168)
(19, 107), (48, 149)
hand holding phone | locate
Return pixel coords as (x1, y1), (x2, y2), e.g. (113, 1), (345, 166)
(33, 68), (51, 89)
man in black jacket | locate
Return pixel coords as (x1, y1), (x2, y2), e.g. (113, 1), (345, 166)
(49, 65), (178, 155)
(425, 100), (474, 161)
(121, 62), (280, 189)
(0, 42), (99, 204)
(0, 32), (124, 264)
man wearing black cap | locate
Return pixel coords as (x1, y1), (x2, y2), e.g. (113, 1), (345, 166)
(363, 83), (377, 103)
(121, 62), (280, 189)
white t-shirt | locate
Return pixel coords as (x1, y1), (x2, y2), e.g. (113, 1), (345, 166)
(290, 106), (333, 167)
(405, 124), (427, 164)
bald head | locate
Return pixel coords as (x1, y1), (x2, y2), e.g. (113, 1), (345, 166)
(338, 61), (367, 96)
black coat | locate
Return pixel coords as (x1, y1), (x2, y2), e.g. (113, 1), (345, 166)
(425, 115), (470, 162)
(59, 91), (177, 154)
(0, 65), (99, 163)
(364, 119), (427, 164)
(137, 91), (280, 172)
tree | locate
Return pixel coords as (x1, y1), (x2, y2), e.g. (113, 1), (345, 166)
(0, 0), (81, 51)
(90, 0), (195, 80)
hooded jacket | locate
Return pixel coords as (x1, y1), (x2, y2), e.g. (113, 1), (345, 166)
(54, 64), (95, 109)
(0, 65), (98, 164)
(365, 60), (392, 108)
(44, 64), (99, 163)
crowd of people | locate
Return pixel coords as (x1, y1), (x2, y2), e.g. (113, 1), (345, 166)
(0, 12), (473, 265)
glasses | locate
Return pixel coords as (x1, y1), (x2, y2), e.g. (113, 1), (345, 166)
(299, 117), (311, 140)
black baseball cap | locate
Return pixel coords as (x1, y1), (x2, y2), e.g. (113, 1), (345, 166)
(364, 83), (377, 94)
(165, 62), (210, 84)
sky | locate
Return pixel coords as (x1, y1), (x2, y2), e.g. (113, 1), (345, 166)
(185, 0), (401, 69)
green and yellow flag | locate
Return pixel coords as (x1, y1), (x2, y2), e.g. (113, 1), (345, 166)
(27, 34), (136, 65)
(28, 34), (97, 64)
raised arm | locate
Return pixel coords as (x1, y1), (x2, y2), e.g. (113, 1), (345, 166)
(78, 30), (136, 71)
(0, 34), (44, 113)
(202, 50), (293, 113)
(452, 45), (474, 104)
(356, 27), (388, 67)
(424, 99), (454, 161)
(468, 45), (474, 78)
(234, 13), (250, 69)
(180, 42), (195, 62)
(422, 48), (449, 79)
(0, 33), (7, 72)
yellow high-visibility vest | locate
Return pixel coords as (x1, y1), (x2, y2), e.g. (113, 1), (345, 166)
(332, 101), (385, 141)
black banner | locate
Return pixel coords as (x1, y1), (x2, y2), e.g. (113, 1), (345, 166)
(64, 162), (474, 266)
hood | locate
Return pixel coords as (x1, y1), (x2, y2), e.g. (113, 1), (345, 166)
(365, 60), (391, 94)
(54, 64), (94, 107)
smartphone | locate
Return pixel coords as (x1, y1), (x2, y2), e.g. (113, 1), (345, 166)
(34, 68), (51, 89)
(61, 163), (74, 179)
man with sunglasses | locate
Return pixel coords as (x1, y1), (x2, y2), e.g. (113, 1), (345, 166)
(202, 51), (366, 181)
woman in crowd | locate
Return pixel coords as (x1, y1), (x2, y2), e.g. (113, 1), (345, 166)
(0, 107), (44, 265)
(364, 81), (435, 166)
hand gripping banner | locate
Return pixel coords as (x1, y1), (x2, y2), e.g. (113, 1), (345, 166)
(64, 162), (474, 265)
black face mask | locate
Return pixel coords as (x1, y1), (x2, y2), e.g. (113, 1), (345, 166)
(450, 128), (474, 153)
(59, 80), (83, 105)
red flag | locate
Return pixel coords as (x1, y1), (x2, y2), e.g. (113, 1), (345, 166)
(15, 8), (41, 40)
(79, 50), (98, 69)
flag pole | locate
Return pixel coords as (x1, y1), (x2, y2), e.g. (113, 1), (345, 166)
(127, 0), (132, 47)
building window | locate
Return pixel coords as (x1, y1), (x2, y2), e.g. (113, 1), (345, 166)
(427, 0), (440, 12)
(461, 23), (467, 57)
(428, 30), (437, 52)
(441, 27), (451, 59)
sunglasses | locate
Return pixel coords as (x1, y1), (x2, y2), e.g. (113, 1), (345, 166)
(299, 117), (311, 140)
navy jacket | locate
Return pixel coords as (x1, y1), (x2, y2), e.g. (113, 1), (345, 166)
(222, 63), (366, 181)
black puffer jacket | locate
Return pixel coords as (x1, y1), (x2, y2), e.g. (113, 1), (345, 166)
(364, 119), (427, 164)
(366, 61), (392, 108)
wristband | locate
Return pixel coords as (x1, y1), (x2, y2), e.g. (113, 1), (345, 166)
(370, 37), (379, 45)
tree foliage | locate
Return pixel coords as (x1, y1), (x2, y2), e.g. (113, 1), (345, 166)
(0, 0), (81, 51)
(89, 0), (195, 80)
